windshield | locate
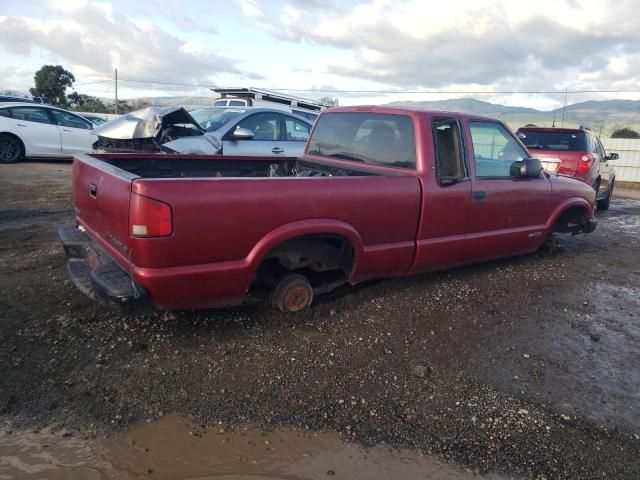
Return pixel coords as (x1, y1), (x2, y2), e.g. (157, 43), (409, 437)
(190, 108), (244, 132)
(517, 130), (586, 151)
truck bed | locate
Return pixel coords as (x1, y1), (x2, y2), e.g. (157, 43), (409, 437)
(67, 152), (421, 310)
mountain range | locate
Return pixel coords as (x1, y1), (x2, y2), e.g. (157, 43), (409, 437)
(386, 98), (640, 136)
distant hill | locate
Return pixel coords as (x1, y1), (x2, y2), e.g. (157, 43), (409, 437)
(386, 98), (640, 137)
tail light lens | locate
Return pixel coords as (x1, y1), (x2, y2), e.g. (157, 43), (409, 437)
(577, 153), (594, 173)
(129, 193), (173, 237)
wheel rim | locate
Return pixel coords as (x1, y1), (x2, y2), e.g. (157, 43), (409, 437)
(285, 286), (311, 312)
(0, 138), (20, 162)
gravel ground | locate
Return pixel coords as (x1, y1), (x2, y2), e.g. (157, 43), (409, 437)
(1, 161), (639, 479)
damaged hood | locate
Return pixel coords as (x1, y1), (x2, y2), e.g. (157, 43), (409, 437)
(93, 106), (203, 140)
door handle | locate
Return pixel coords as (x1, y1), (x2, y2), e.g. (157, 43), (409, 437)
(89, 183), (97, 198)
(473, 191), (486, 201)
(16, 123), (26, 127)
(271, 147), (284, 154)
(63, 129), (72, 132)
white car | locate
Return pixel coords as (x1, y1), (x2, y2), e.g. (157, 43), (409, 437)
(0, 102), (97, 163)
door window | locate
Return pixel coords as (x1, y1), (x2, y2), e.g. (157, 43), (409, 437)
(284, 116), (310, 142)
(432, 119), (466, 183)
(8, 107), (54, 125)
(234, 113), (281, 140)
(228, 100), (246, 107)
(50, 110), (92, 130)
(469, 122), (527, 178)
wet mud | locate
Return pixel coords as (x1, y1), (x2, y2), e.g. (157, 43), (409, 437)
(0, 414), (509, 479)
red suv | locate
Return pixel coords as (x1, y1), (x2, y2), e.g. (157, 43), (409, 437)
(516, 126), (617, 209)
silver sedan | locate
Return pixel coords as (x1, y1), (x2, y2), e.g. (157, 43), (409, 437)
(93, 106), (313, 157)
(176, 107), (313, 157)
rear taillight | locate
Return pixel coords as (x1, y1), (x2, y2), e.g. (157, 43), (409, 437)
(577, 153), (594, 173)
(129, 193), (173, 237)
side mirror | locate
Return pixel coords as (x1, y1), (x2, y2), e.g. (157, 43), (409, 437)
(231, 127), (254, 140)
(510, 158), (543, 178)
(606, 152), (619, 161)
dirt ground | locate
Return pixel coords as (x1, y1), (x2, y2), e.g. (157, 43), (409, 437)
(1, 161), (639, 479)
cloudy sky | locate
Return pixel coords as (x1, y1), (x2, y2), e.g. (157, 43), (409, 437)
(1, 0), (639, 109)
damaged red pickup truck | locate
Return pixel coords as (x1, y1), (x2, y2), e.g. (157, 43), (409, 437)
(59, 106), (597, 313)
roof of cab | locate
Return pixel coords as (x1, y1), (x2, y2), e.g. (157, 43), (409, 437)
(321, 105), (501, 123)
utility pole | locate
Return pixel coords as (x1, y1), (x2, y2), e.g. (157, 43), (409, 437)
(115, 68), (118, 114)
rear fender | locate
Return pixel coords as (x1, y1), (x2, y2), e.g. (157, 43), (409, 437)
(245, 219), (364, 285)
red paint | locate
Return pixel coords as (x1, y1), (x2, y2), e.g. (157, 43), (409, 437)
(70, 107), (597, 310)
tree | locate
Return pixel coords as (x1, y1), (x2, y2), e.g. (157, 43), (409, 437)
(29, 65), (75, 106)
(68, 92), (108, 113)
(611, 127), (639, 139)
(318, 96), (339, 107)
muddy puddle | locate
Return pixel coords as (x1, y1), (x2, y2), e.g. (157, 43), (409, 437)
(0, 414), (512, 480)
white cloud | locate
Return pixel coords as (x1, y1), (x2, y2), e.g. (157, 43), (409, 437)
(240, 0), (640, 100)
(0, 1), (247, 88)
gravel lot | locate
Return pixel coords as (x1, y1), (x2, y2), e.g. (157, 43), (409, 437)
(1, 161), (639, 479)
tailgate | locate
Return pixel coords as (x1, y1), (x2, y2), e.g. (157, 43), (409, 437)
(72, 154), (136, 267)
(528, 148), (579, 175)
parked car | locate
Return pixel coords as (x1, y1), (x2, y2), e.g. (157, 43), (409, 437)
(0, 95), (49, 104)
(59, 106), (597, 314)
(0, 103), (97, 163)
(516, 125), (617, 209)
(81, 114), (109, 126)
(93, 106), (314, 158)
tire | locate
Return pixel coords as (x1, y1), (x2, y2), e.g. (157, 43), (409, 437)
(0, 134), (24, 163)
(597, 182), (613, 211)
(271, 273), (313, 313)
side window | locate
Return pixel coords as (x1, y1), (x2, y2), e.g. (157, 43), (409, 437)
(284, 116), (310, 142)
(0, 108), (10, 117)
(433, 119), (466, 183)
(50, 110), (92, 130)
(228, 100), (246, 107)
(469, 122), (527, 178)
(8, 107), (54, 125)
(233, 112), (280, 140)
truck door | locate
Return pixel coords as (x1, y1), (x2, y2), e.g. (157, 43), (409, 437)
(411, 118), (471, 273)
(464, 121), (553, 262)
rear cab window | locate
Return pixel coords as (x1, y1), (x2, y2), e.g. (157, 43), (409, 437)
(307, 112), (416, 169)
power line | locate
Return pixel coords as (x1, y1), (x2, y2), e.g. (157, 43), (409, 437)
(72, 77), (640, 95)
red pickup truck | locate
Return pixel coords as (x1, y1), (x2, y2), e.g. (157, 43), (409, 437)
(59, 106), (597, 313)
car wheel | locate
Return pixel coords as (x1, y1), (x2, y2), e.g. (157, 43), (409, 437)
(271, 273), (313, 313)
(597, 182), (613, 210)
(0, 134), (24, 163)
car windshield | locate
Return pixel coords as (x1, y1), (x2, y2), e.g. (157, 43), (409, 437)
(190, 108), (244, 131)
(517, 130), (586, 151)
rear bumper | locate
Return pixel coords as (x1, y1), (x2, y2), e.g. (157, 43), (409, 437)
(58, 225), (152, 315)
(586, 217), (598, 233)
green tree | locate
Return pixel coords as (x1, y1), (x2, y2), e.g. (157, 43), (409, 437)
(29, 65), (75, 106)
(611, 127), (639, 139)
(318, 96), (339, 107)
(68, 92), (108, 113)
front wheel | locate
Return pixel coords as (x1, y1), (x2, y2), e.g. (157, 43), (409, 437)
(597, 182), (613, 210)
(0, 134), (24, 163)
(271, 273), (313, 313)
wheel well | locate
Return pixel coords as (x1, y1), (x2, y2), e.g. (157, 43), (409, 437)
(253, 234), (355, 291)
(0, 132), (25, 155)
(552, 206), (589, 234)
